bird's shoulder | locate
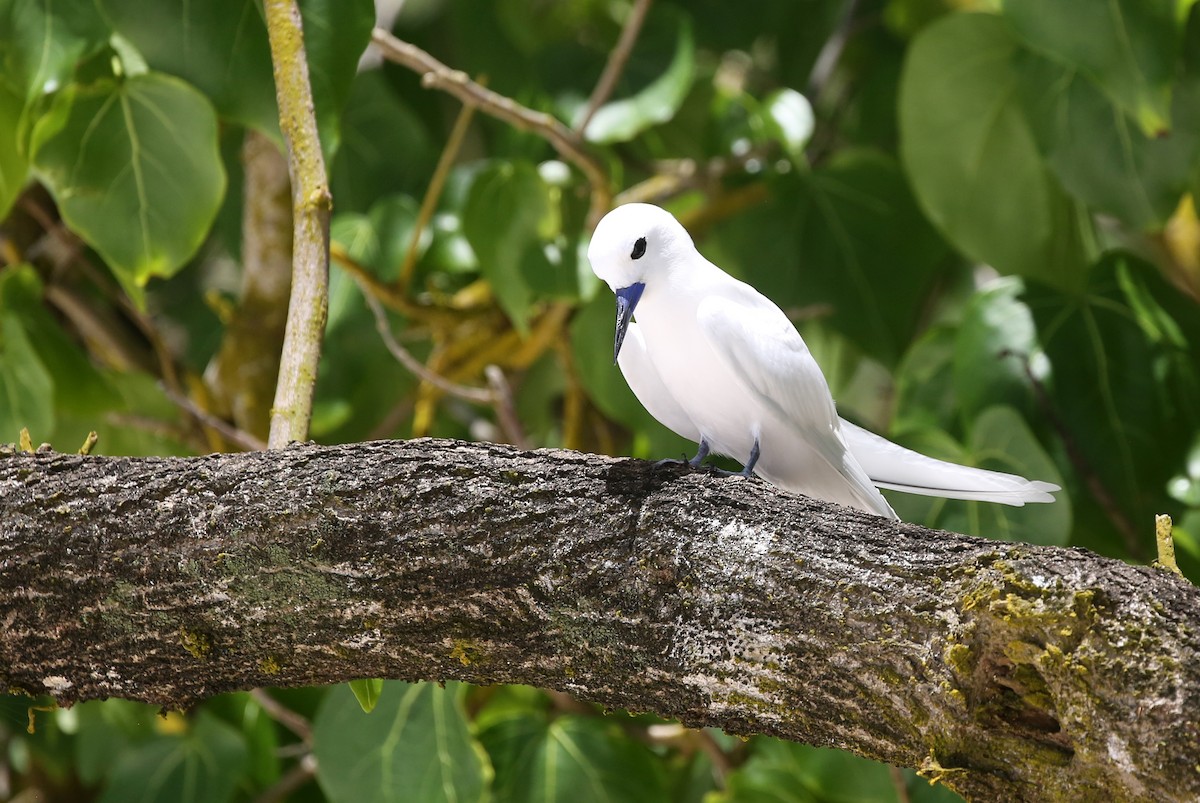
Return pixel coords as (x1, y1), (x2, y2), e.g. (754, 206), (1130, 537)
(695, 281), (807, 352)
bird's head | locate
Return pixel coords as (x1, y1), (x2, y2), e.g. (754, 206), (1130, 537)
(587, 203), (695, 363)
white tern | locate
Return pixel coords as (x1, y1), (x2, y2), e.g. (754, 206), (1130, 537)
(587, 202), (1060, 520)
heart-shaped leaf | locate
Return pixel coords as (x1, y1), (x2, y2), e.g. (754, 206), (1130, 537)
(31, 72), (226, 300)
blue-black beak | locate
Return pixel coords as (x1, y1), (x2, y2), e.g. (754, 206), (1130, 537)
(613, 282), (646, 364)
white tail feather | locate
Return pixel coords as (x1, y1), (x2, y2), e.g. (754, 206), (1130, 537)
(840, 421), (1059, 507)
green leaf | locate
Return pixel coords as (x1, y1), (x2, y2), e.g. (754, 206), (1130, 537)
(462, 161), (551, 334)
(899, 12), (1088, 287)
(582, 18), (695, 144)
(313, 681), (491, 803)
(794, 151), (949, 366)
(0, 265), (118, 449)
(1002, 0), (1182, 136)
(953, 277), (1041, 420)
(479, 712), (666, 803)
(893, 323), (959, 435)
(74, 699), (156, 785)
(888, 406), (1070, 545)
(96, 0), (277, 136)
(1013, 48), (1200, 230)
(347, 678), (384, 713)
(0, 0), (109, 106)
(712, 151), (949, 367)
(30, 72), (226, 299)
(97, 0), (375, 157)
(570, 289), (643, 425)
(762, 88), (814, 162)
(0, 310), (54, 442)
(330, 70), (436, 212)
(1026, 254), (1200, 541)
(297, 0), (376, 157)
(713, 737), (896, 803)
(367, 194), (428, 282)
(96, 713), (248, 803)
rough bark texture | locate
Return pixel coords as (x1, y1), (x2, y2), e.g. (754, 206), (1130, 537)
(1, 439), (1197, 801)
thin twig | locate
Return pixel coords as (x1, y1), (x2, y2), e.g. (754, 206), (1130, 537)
(250, 688), (313, 743)
(357, 278), (493, 404)
(253, 753), (316, 803)
(806, 0), (861, 102)
(1006, 349), (1143, 558)
(370, 28), (612, 226)
(331, 243), (479, 328)
(398, 81), (481, 293)
(160, 385), (267, 452)
(576, 0), (654, 136)
(889, 765), (912, 803)
(265, 0), (332, 448)
(485, 365), (528, 448)
(21, 197), (186, 396)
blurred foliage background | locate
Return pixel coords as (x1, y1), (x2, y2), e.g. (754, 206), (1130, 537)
(2, 0), (1199, 800)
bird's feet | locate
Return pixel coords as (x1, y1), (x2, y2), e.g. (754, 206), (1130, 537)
(713, 438), (760, 479)
(655, 439), (711, 469)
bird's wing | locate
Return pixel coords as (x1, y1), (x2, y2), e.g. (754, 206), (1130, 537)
(696, 290), (894, 517)
(840, 420), (1059, 506)
(618, 322), (702, 442)
(696, 288), (839, 428)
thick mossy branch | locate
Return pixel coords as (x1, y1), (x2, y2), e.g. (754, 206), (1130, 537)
(1, 440), (1197, 802)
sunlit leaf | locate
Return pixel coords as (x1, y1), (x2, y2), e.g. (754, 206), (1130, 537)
(30, 72), (226, 300)
(313, 681), (491, 803)
(0, 82), (28, 216)
(462, 160), (551, 334)
(953, 276), (1041, 420)
(763, 88), (814, 162)
(348, 678), (384, 713)
(582, 19), (695, 144)
(899, 12), (1088, 287)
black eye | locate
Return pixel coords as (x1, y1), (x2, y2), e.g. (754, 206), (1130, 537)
(631, 237), (647, 260)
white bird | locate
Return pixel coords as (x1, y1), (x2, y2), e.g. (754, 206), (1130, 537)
(586, 202), (1060, 520)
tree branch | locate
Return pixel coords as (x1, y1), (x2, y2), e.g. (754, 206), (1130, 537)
(370, 28), (612, 227)
(1, 440), (1197, 802)
(576, 0), (653, 136)
(264, 0), (331, 448)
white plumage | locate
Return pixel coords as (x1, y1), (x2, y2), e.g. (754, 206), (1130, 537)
(589, 202), (1059, 520)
